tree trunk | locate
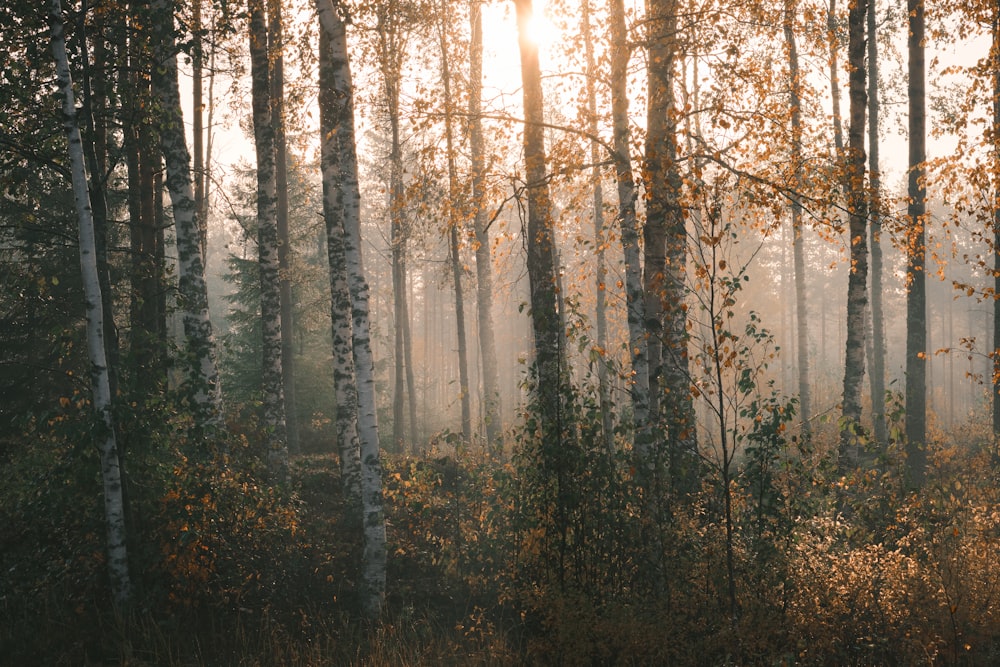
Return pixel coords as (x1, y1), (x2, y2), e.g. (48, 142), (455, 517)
(839, 0), (869, 467)
(316, 0), (387, 619)
(992, 7), (1000, 439)
(514, 0), (562, 436)
(583, 0), (614, 454)
(192, 0), (207, 263)
(269, 0), (300, 456)
(828, 0), (845, 155)
(609, 0), (650, 456)
(867, 0), (887, 445)
(319, 24), (362, 505)
(469, 0), (503, 451)
(438, 0), (473, 445)
(645, 0), (696, 489)
(250, 0), (288, 480)
(784, 0), (811, 440)
(50, 0), (131, 605)
(905, 0), (927, 486)
(150, 0), (223, 431)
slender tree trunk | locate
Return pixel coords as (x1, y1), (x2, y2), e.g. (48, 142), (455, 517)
(319, 25), (362, 505)
(50, 0), (130, 605)
(828, 0), (845, 155)
(609, 0), (650, 455)
(78, 2), (120, 403)
(784, 0), (811, 439)
(905, 0), (927, 486)
(469, 0), (503, 451)
(316, 0), (387, 618)
(269, 0), (299, 455)
(867, 0), (888, 445)
(839, 0), (869, 467)
(150, 0), (223, 431)
(438, 6), (473, 443)
(514, 0), (562, 433)
(250, 0), (288, 480)
(991, 8), (1000, 439)
(583, 0), (614, 453)
(645, 0), (695, 489)
(192, 0), (206, 262)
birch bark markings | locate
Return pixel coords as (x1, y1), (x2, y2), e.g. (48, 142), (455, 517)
(50, 0), (131, 605)
(316, 0), (387, 618)
(150, 0), (223, 430)
(249, 0), (289, 480)
(319, 24), (362, 505)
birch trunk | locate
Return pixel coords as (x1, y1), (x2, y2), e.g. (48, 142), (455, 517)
(438, 1), (473, 444)
(992, 8), (1000, 438)
(50, 0), (130, 605)
(839, 0), (869, 467)
(514, 0), (562, 435)
(867, 0), (888, 445)
(904, 0), (927, 486)
(316, 0), (387, 618)
(469, 0), (503, 451)
(150, 0), (223, 430)
(270, 0), (300, 455)
(645, 0), (696, 489)
(609, 0), (650, 455)
(583, 0), (614, 454)
(250, 0), (288, 480)
(319, 25), (362, 505)
(784, 0), (811, 439)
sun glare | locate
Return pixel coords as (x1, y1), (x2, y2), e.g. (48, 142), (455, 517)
(524, 1), (559, 48)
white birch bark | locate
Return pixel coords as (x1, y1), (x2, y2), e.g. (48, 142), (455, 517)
(50, 0), (130, 605)
(249, 0), (289, 480)
(319, 23), (362, 506)
(316, 0), (386, 618)
(150, 0), (223, 430)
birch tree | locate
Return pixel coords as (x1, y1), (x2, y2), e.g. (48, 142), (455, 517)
(316, 0), (387, 618)
(50, 0), (130, 605)
(608, 0), (650, 455)
(249, 0), (288, 480)
(514, 0), (563, 436)
(150, 0), (223, 431)
(437, 0), (473, 444)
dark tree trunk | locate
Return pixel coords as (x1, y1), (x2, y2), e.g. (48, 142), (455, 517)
(905, 0), (927, 487)
(838, 0), (869, 467)
(514, 0), (562, 433)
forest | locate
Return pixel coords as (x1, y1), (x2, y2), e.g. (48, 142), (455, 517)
(3, 0), (1000, 663)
